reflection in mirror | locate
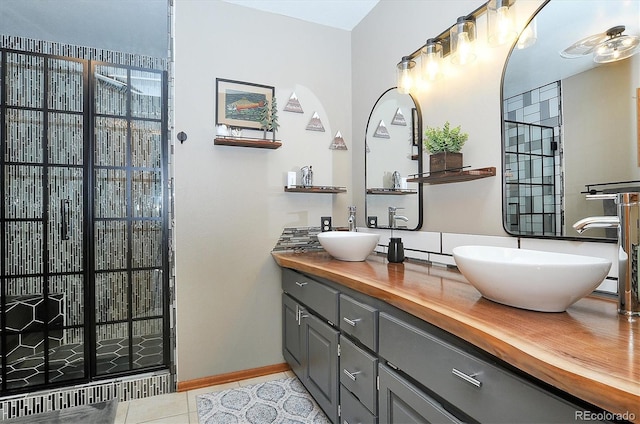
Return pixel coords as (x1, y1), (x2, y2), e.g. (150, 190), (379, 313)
(365, 88), (422, 230)
(502, 0), (640, 240)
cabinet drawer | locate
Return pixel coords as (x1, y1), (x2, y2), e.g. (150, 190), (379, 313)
(340, 384), (377, 424)
(282, 268), (339, 324)
(340, 335), (377, 414)
(339, 294), (378, 351)
(379, 312), (586, 423)
(378, 363), (460, 424)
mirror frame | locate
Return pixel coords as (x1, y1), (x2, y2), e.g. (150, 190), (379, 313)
(365, 87), (423, 231)
(500, 0), (618, 243)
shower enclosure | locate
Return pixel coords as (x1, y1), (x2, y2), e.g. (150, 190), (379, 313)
(0, 49), (170, 395)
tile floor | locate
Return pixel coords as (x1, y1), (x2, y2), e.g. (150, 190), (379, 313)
(114, 370), (295, 424)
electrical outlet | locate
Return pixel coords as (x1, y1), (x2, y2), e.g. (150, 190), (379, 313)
(368, 216), (378, 228)
(321, 216), (332, 232)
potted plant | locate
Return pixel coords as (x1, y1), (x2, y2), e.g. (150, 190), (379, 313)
(423, 121), (468, 173)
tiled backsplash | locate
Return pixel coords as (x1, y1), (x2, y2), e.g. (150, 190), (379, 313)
(282, 226), (619, 295)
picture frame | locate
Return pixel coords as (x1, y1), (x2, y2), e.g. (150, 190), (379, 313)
(216, 78), (274, 131)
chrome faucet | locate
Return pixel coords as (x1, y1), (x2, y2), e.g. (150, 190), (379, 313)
(573, 192), (639, 317)
(388, 206), (409, 229)
(348, 206), (357, 232)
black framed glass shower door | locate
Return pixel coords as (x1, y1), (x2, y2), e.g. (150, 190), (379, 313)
(0, 50), (169, 395)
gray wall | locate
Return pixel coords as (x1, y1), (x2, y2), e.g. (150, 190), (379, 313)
(1, 0), (168, 58)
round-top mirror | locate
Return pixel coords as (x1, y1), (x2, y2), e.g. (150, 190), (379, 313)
(365, 88), (423, 230)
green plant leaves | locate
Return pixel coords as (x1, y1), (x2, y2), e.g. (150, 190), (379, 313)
(423, 121), (468, 153)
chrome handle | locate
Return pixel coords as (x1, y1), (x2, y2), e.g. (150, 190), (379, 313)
(342, 317), (361, 327)
(452, 368), (482, 388)
(295, 281), (308, 287)
(343, 369), (361, 381)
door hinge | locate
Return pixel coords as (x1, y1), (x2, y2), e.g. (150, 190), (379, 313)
(338, 404), (341, 418)
(377, 375), (380, 391)
(337, 343), (341, 357)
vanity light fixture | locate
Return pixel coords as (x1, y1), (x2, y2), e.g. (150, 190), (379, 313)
(517, 17), (537, 49)
(421, 39), (443, 81)
(450, 16), (477, 66)
(592, 25), (640, 63)
(487, 0), (518, 46)
(396, 56), (416, 94)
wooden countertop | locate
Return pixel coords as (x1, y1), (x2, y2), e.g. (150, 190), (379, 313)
(272, 251), (640, 421)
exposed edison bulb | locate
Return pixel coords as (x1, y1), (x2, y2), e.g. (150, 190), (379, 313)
(450, 17), (477, 66)
(421, 40), (442, 82)
(454, 32), (476, 65)
(396, 57), (416, 94)
(489, 6), (517, 46)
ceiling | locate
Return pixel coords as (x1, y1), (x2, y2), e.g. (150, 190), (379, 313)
(220, 0), (380, 31)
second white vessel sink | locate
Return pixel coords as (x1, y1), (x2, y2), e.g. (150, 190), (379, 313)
(317, 231), (380, 262)
(452, 245), (611, 312)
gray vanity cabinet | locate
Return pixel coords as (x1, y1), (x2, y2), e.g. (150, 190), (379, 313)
(378, 363), (461, 424)
(282, 269), (340, 423)
(378, 312), (600, 423)
(281, 266), (605, 424)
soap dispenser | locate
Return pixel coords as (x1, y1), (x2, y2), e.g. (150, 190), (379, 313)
(387, 237), (405, 263)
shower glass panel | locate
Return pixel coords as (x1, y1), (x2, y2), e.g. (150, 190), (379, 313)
(1, 52), (87, 390)
(92, 63), (167, 377)
(1, 51), (169, 395)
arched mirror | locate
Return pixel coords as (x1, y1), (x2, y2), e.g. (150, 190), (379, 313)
(502, 0), (640, 240)
(365, 88), (423, 230)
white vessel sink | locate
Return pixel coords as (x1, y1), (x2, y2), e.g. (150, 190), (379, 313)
(317, 231), (380, 262)
(452, 246), (611, 312)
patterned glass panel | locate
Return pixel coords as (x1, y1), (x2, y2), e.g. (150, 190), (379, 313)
(132, 270), (163, 319)
(94, 221), (127, 271)
(132, 319), (163, 369)
(5, 165), (43, 219)
(48, 113), (83, 165)
(95, 323), (130, 375)
(94, 117), (127, 167)
(94, 65), (127, 117)
(49, 275), (84, 327)
(49, 330), (85, 383)
(6, 53), (44, 108)
(4, 109), (43, 164)
(131, 120), (162, 168)
(95, 272), (128, 322)
(5, 333), (45, 389)
(48, 167), (83, 273)
(130, 70), (162, 119)
(5, 222), (43, 275)
(94, 169), (127, 218)
(48, 59), (83, 112)
(132, 221), (162, 268)
(132, 171), (162, 218)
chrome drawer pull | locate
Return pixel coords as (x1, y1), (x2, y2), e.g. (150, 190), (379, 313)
(452, 368), (482, 388)
(343, 369), (361, 381)
(295, 281), (308, 287)
(343, 317), (361, 327)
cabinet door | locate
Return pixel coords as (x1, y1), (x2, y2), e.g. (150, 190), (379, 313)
(282, 294), (304, 379)
(302, 312), (340, 424)
(378, 364), (461, 424)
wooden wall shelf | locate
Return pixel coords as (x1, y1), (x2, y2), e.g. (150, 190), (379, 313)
(214, 137), (281, 149)
(407, 167), (496, 185)
(284, 186), (346, 193)
(366, 188), (417, 195)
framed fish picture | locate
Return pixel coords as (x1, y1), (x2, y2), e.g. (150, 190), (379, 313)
(216, 78), (274, 130)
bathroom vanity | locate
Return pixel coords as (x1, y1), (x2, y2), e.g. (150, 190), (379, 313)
(273, 251), (639, 423)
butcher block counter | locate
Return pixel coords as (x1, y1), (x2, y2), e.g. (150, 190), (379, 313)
(272, 251), (639, 422)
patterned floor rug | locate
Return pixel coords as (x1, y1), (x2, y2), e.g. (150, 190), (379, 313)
(197, 376), (330, 424)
